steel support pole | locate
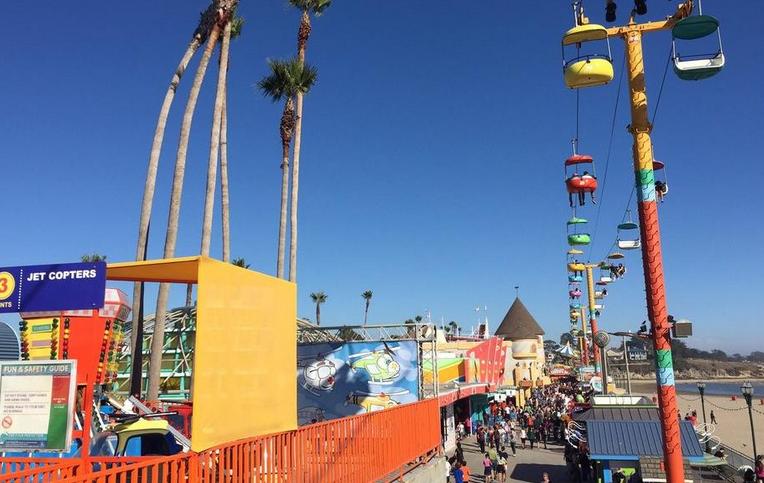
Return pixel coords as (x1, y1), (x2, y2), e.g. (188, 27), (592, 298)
(580, 307), (589, 365)
(623, 336), (632, 395)
(622, 26), (685, 482)
(585, 266), (600, 375)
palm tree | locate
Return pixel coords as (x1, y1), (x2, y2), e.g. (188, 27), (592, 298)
(310, 291), (327, 325)
(200, 5), (237, 258)
(287, 0), (331, 283)
(449, 320), (458, 335)
(81, 254), (107, 262)
(231, 257), (250, 268)
(130, 4), (217, 360)
(362, 290), (373, 325)
(257, 58), (317, 279)
(148, 4), (232, 402)
(219, 15), (243, 263)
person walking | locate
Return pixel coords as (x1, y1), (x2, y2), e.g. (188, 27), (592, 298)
(710, 410), (717, 425)
(520, 427), (527, 449)
(477, 426), (486, 453)
(460, 460), (471, 483)
(528, 426), (537, 450)
(452, 461), (465, 483)
(483, 453), (494, 482)
(509, 428), (517, 456)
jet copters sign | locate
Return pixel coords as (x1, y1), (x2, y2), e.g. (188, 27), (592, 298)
(0, 262), (106, 313)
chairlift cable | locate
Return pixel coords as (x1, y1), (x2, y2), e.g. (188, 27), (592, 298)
(586, 52), (626, 262)
(650, 45), (673, 129)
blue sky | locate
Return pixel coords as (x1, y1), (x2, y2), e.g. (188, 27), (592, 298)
(1, 1), (762, 353)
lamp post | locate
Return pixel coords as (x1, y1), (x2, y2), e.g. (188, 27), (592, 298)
(741, 382), (758, 464)
(697, 382), (709, 452)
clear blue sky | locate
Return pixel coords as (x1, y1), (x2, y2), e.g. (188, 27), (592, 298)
(2, 1), (762, 353)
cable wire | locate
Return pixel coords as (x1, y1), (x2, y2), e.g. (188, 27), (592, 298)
(587, 52), (627, 262)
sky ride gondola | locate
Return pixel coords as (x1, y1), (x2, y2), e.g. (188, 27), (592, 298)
(568, 233), (591, 246)
(569, 274), (584, 283)
(617, 211), (641, 250)
(672, 3), (724, 81)
(607, 252), (624, 259)
(565, 155), (598, 206)
(568, 262), (586, 273)
(562, 23), (614, 89)
(570, 303), (582, 310)
(568, 248), (584, 256)
(569, 288), (583, 299)
(653, 160), (669, 201)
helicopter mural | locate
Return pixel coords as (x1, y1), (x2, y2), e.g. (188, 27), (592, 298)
(296, 341), (420, 424)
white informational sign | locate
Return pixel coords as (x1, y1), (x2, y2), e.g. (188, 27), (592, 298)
(0, 360), (77, 451)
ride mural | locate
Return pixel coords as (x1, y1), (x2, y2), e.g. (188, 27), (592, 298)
(296, 340), (420, 425)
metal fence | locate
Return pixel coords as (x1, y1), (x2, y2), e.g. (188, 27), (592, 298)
(1, 398), (441, 483)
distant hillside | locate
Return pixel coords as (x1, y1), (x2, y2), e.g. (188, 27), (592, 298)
(610, 357), (764, 379)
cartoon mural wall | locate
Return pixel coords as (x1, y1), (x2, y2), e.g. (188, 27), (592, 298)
(296, 341), (420, 425)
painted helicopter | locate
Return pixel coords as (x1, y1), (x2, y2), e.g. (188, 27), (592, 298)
(345, 390), (409, 413)
(347, 343), (401, 384)
(297, 347), (341, 396)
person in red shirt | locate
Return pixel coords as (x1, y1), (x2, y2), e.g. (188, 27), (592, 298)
(460, 460), (471, 482)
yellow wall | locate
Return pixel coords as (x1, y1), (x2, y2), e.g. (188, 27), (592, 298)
(191, 258), (296, 451)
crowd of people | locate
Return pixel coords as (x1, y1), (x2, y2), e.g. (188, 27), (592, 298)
(447, 382), (584, 482)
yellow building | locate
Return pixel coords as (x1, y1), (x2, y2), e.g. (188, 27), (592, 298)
(495, 297), (546, 406)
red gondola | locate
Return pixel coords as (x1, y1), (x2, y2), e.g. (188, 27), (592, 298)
(565, 154), (598, 206)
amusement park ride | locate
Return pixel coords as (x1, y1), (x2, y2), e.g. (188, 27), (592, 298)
(561, 1), (724, 482)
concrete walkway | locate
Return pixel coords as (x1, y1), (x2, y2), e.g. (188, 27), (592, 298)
(455, 436), (570, 483)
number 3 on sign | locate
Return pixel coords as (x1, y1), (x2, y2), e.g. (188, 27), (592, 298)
(0, 272), (16, 301)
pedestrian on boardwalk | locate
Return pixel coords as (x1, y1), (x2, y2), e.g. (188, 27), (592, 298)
(460, 460), (471, 482)
(483, 453), (494, 482)
(477, 426), (486, 453)
(528, 426), (537, 450)
(455, 441), (464, 463)
(509, 429), (517, 456)
(710, 410), (717, 425)
(520, 427), (527, 449)
(452, 461), (464, 483)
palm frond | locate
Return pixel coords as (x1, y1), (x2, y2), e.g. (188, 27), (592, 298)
(289, 0), (332, 15)
(257, 57), (318, 101)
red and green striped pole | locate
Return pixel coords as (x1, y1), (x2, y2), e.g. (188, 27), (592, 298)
(622, 27), (685, 482)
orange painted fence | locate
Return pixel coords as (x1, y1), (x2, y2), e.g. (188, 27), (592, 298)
(4, 399), (441, 483)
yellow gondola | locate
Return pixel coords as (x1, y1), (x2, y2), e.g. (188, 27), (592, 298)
(562, 24), (614, 89)
(568, 262), (586, 272)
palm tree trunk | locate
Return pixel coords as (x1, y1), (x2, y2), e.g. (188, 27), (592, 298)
(315, 303), (320, 326)
(220, 91), (231, 262)
(130, 32), (202, 362)
(147, 22), (221, 402)
(200, 20), (232, 257)
(288, 10), (312, 282)
(276, 97), (295, 279)
(288, 92), (304, 282)
(364, 301), (369, 325)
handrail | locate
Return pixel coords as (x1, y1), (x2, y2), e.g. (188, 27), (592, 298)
(2, 398), (442, 483)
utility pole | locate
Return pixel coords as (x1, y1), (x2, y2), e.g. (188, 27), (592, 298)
(605, 4), (694, 481)
(584, 265), (600, 374)
(623, 335), (632, 395)
(580, 306), (588, 365)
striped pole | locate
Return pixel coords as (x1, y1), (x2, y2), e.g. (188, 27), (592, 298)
(585, 266), (600, 375)
(622, 27), (685, 482)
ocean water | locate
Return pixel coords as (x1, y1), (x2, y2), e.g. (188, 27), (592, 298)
(675, 381), (764, 396)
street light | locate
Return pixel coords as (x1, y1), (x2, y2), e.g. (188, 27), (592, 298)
(697, 382), (709, 452)
(741, 382), (758, 464)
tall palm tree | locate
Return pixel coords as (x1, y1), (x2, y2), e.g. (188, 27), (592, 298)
(130, 4), (216, 361)
(362, 290), (373, 325)
(219, 15), (243, 263)
(257, 58), (317, 279)
(200, 5), (237, 257)
(148, 4), (232, 402)
(287, 0), (331, 283)
(310, 291), (327, 325)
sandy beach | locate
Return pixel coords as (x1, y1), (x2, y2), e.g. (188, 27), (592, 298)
(629, 380), (764, 457)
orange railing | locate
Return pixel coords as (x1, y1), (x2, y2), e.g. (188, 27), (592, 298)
(6, 398), (441, 483)
(0, 458), (81, 483)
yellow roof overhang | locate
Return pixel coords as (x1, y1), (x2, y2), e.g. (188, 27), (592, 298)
(563, 24), (608, 45)
(107, 256), (202, 284)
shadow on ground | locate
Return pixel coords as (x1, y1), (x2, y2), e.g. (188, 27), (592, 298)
(509, 462), (569, 482)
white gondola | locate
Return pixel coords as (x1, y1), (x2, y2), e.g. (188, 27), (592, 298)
(617, 239), (641, 250)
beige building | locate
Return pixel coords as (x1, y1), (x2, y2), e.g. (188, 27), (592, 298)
(495, 297), (546, 405)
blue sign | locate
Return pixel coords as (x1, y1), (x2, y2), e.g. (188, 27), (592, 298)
(0, 262), (106, 314)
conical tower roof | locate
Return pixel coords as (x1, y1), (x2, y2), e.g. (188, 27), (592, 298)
(495, 297), (545, 340)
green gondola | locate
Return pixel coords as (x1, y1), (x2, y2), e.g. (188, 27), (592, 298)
(672, 13), (725, 81)
(568, 233), (591, 245)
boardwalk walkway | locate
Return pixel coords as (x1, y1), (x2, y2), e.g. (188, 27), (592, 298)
(455, 435), (570, 482)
